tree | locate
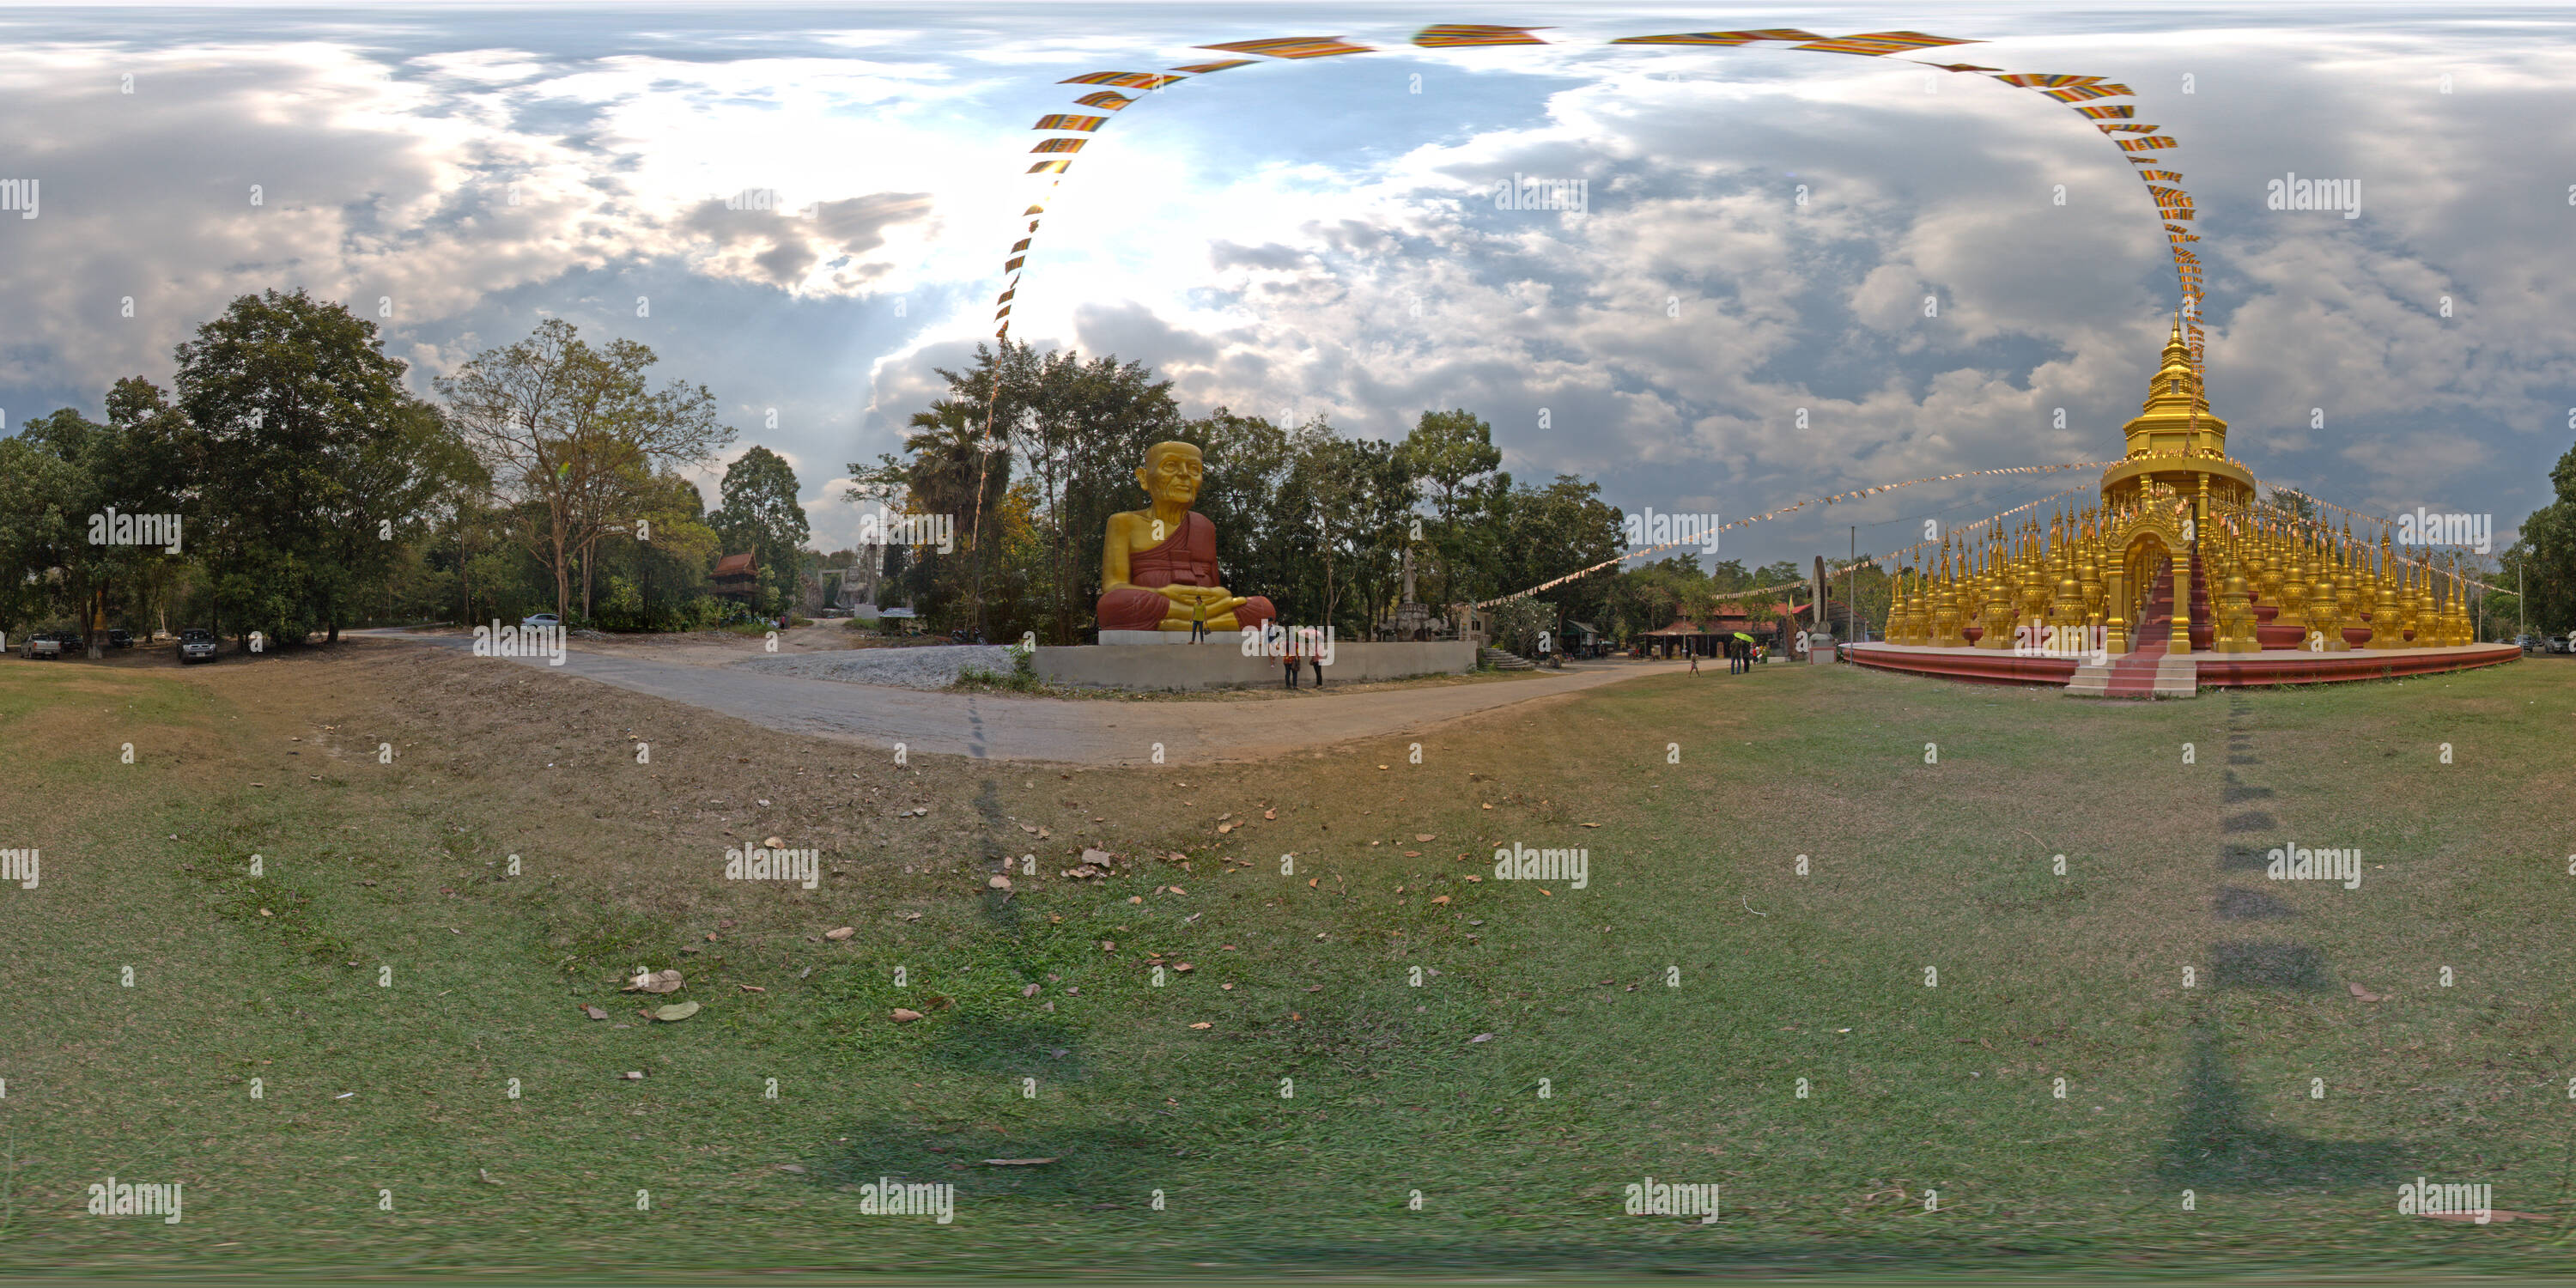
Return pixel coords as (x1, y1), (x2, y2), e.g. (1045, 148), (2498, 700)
(1492, 475), (1625, 629)
(854, 398), (1018, 636)
(0, 432), (88, 642)
(2512, 435), (2576, 634)
(710, 446), (811, 615)
(1754, 560), (1804, 588)
(1488, 596), (1558, 657)
(438, 318), (733, 623)
(1400, 408), (1504, 607)
(173, 289), (458, 647)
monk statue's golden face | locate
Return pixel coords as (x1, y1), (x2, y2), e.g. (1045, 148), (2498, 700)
(1137, 442), (1203, 507)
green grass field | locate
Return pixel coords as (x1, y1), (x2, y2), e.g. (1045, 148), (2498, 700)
(2, 645), (2573, 1279)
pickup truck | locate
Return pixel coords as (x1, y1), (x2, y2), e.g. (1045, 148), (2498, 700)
(21, 631), (65, 659)
(177, 629), (219, 664)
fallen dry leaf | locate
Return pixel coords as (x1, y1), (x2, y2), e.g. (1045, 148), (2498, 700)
(1021, 983), (1042, 997)
(763, 835), (784, 849)
(1263, 810), (1277, 820)
(1469, 1033), (1495, 1043)
(620, 1071), (645, 1080)
(580, 1005), (609, 1020)
(890, 1008), (926, 1023)
(1431, 895), (1451, 905)
(738, 984), (766, 993)
(623, 969), (683, 994)
(2348, 981), (2388, 1003)
(1172, 963), (1194, 973)
(825, 927), (855, 940)
(1416, 834), (1435, 841)
(653, 1000), (701, 1022)
(1188, 1022), (1212, 1030)
(987, 875), (1013, 890)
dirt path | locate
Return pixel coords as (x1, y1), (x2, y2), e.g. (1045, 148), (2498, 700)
(361, 629), (1688, 764)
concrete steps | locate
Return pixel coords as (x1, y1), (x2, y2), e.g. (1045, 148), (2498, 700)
(2064, 558), (2197, 698)
(1479, 647), (1537, 671)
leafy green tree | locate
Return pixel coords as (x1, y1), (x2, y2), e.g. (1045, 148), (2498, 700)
(710, 446), (811, 615)
(172, 289), (459, 646)
(0, 431), (88, 641)
(1400, 408), (1504, 606)
(1491, 474), (1626, 629)
(15, 396), (188, 655)
(2512, 436), (2576, 633)
(438, 317), (733, 624)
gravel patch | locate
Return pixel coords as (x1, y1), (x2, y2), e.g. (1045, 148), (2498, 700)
(735, 644), (1014, 690)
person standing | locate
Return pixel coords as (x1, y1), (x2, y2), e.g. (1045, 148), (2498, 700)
(1283, 637), (1301, 690)
(1690, 647), (1700, 676)
(1309, 647), (1325, 689)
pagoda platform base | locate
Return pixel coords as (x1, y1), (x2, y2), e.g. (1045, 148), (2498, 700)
(1848, 641), (2518, 695)
(1844, 643), (2081, 687)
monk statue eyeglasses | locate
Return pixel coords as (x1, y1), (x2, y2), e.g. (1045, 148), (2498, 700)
(1097, 440), (1276, 635)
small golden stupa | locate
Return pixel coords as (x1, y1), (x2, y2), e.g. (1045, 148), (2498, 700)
(1880, 316), (2476, 655)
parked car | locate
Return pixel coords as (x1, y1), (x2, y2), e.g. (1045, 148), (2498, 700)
(2555, 634), (2576, 655)
(22, 631), (65, 659)
(520, 612), (561, 629)
(107, 628), (135, 649)
(177, 629), (218, 664)
(2516, 634), (2543, 653)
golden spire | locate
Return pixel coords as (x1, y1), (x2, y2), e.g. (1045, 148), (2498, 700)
(2118, 314), (2227, 461)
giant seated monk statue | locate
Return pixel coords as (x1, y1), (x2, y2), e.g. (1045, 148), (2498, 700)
(1097, 440), (1276, 635)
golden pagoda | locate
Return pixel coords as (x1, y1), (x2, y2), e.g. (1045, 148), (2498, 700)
(1880, 315), (2473, 658)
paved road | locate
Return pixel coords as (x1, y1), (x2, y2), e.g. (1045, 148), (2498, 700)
(362, 631), (1686, 764)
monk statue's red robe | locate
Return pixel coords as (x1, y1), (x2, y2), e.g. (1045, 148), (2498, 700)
(1097, 510), (1275, 632)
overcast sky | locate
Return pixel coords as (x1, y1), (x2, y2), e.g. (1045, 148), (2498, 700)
(3, 2), (2571, 568)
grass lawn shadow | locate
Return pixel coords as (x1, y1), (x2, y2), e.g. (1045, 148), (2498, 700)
(2156, 1019), (2403, 1191)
